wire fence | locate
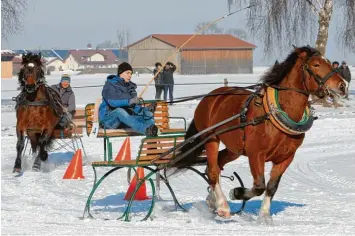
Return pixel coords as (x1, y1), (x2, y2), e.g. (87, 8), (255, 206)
(0, 81), (256, 93)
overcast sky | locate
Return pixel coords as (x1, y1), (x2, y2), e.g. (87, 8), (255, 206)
(2, 0), (354, 65)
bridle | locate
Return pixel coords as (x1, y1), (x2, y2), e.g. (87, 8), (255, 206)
(302, 54), (338, 98)
(269, 53), (339, 98)
(22, 62), (45, 93)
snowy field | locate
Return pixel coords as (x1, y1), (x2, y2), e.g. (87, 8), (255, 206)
(1, 67), (355, 235)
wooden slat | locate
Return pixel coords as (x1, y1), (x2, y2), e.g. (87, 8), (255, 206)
(75, 109), (85, 116)
(97, 128), (141, 136)
(91, 159), (171, 166)
(153, 113), (169, 118)
(143, 137), (184, 143)
(140, 148), (178, 154)
(142, 142), (184, 149)
(139, 154), (175, 161)
(161, 128), (186, 133)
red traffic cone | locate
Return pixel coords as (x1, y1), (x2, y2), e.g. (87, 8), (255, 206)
(124, 167), (150, 201)
(63, 149), (85, 179)
(115, 137), (131, 161)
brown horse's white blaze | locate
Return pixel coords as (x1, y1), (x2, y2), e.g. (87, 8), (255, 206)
(169, 46), (347, 222)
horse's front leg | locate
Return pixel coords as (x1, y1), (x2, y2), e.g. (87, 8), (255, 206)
(33, 129), (52, 171)
(14, 128), (25, 172)
(257, 155), (295, 225)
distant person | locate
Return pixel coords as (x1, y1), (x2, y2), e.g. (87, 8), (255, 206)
(153, 62), (164, 100)
(332, 61), (340, 70)
(339, 61), (351, 84)
(50, 74), (76, 128)
(162, 62), (176, 103)
(339, 61), (351, 99)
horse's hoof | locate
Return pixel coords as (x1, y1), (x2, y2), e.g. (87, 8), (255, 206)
(257, 212), (274, 226)
(217, 207), (231, 219)
(216, 201), (231, 219)
(32, 165), (40, 172)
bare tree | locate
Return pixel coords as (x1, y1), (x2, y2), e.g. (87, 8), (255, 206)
(117, 28), (130, 49)
(194, 22), (247, 40)
(195, 22), (224, 34)
(225, 28), (248, 40)
(1, 0), (27, 39)
(96, 40), (119, 49)
(228, 0), (355, 56)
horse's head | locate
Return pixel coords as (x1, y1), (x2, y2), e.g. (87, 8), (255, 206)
(18, 52), (45, 93)
(294, 46), (348, 100)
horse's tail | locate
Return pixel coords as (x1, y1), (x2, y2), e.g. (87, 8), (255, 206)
(169, 119), (205, 170)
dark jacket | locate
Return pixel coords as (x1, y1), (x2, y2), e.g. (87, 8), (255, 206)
(162, 62), (176, 85)
(339, 66), (351, 83)
(99, 75), (140, 120)
(153, 69), (164, 86)
(50, 84), (76, 114)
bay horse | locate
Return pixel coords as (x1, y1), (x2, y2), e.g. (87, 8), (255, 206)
(14, 52), (63, 172)
(169, 46), (348, 223)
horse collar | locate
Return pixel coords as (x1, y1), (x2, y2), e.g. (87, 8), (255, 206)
(263, 87), (315, 135)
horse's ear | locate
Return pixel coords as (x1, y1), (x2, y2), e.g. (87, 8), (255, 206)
(22, 54), (28, 64)
(36, 53), (41, 63)
(292, 44), (297, 49)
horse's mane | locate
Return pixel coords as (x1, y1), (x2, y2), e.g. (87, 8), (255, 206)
(261, 46), (320, 85)
(18, 52), (46, 87)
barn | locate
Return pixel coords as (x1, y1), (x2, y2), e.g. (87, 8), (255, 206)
(127, 34), (256, 74)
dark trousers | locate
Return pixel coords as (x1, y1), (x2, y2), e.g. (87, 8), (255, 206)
(164, 84), (174, 102)
(155, 86), (164, 100)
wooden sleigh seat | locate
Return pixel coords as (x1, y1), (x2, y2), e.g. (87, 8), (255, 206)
(85, 98), (187, 138)
(91, 135), (206, 167)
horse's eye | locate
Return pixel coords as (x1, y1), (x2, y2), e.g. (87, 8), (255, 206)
(313, 64), (320, 67)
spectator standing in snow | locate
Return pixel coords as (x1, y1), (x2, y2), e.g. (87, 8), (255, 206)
(153, 62), (164, 100)
(162, 61), (176, 103)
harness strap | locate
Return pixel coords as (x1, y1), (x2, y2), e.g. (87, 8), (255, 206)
(17, 100), (49, 106)
(240, 93), (257, 141)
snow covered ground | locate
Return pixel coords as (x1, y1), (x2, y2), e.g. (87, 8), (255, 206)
(1, 67), (355, 235)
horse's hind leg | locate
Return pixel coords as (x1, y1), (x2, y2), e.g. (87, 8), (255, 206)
(217, 148), (241, 171)
(257, 155), (294, 225)
(14, 128), (25, 172)
(205, 138), (231, 218)
(230, 154), (266, 201)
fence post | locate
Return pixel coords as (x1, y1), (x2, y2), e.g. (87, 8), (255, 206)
(224, 78), (228, 87)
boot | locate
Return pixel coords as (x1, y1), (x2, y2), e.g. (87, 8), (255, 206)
(145, 125), (158, 137)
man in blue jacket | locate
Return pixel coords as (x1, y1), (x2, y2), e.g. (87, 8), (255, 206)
(99, 62), (158, 136)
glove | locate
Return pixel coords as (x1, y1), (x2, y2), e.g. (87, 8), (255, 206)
(129, 97), (139, 106)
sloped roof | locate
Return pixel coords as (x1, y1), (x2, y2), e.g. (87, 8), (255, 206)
(128, 34), (256, 50)
(68, 49), (120, 65)
(1, 50), (16, 56)
(12, 49), (69, 60)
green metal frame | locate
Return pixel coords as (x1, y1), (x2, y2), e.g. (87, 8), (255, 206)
(82, 165), (186, 222)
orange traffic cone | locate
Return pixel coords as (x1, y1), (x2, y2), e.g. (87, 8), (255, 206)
(124, 167), (150, 201)
(115, 137), (131, 161)
(63, 149), (85, 179)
